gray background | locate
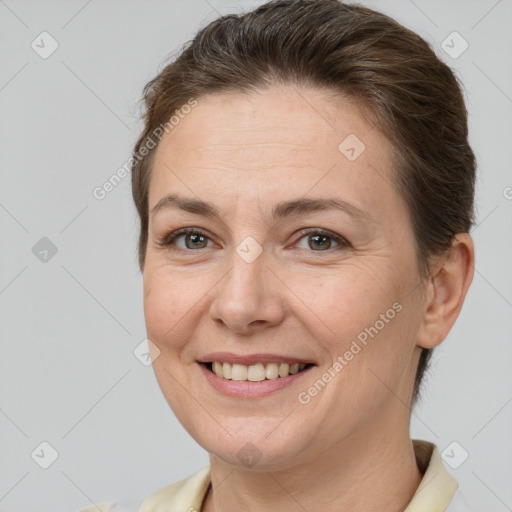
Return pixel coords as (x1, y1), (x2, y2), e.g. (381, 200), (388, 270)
(0, 0), (511, 510)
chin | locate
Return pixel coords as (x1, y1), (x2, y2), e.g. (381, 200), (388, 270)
(182, 414), (317, 471)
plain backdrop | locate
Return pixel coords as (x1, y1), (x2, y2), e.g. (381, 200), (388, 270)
(0, 0), (511, 510)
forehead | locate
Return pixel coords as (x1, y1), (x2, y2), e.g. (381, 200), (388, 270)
(149, 85), (399, 221)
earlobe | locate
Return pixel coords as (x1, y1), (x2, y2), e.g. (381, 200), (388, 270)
(417, 233), (475, 349)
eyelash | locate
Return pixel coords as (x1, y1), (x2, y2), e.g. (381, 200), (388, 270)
(156, 227), (351, 254)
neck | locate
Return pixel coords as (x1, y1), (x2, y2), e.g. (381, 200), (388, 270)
(202, 418), (422, 512)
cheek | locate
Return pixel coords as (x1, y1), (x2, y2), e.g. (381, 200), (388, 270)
(303, 264), (418, 386)
(143, 272), (204, 419)
(296, 264), (401, 345)
(143, 269), (196, 355)
(327, 287), (421, 406)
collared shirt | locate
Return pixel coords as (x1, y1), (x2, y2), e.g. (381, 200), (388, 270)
(79, 439), (477, 512)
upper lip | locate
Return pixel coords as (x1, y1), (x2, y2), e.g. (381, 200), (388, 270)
(198, 352), (316, 366)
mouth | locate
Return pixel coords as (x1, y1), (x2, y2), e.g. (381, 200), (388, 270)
(197, 353), (317, 398)
(202, 361), (315, 381)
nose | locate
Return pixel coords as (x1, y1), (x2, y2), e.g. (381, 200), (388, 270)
(209, 248), (285, 335)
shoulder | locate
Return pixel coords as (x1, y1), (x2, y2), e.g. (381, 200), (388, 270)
(74, 466), (211, 512)
(138, 466), (211, 512)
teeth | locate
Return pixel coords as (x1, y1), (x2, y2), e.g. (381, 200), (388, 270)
(213, 361), (223, 378)
(266, 363), (279, 379)
(222, 362), (232, 379)
(248, 363), (266, 382)
(209, 362), (307, 380)
(278, 363), (289, 377)
(231, 363), (248, 381)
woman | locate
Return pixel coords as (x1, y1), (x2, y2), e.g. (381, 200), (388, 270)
(91, 0), (477, 510)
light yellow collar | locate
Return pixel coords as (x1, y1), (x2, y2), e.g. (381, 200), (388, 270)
(404, 440), (458, 512)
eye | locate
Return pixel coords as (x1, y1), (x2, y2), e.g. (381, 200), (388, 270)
(156, 227), (214, 251)
(294, 228), (350, 252)
(156, 227), (350, 253)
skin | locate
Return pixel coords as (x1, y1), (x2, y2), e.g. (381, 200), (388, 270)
(142, 84), (474, 512)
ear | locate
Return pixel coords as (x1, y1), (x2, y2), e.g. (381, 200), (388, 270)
(417, 233), (475, 349)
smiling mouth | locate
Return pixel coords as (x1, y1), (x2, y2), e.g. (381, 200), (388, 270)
(202, 361), (315, 381)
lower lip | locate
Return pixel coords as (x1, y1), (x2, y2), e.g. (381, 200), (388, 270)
(198, 363), (313, 398)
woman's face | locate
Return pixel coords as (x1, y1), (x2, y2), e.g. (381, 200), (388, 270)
(143, 85), (427, 470)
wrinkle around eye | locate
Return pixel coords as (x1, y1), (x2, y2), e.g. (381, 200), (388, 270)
(148, 213), (382, 259)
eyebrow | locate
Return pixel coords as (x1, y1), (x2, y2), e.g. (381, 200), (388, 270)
(151, 194), (374, 223)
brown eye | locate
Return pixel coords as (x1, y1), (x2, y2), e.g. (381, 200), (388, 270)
(180, 232), (209, 249)
(158, 228), (213, 251)
(295, 229), (350, 252)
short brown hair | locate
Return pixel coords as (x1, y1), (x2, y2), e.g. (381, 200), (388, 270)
(131, 0), (476, 406)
